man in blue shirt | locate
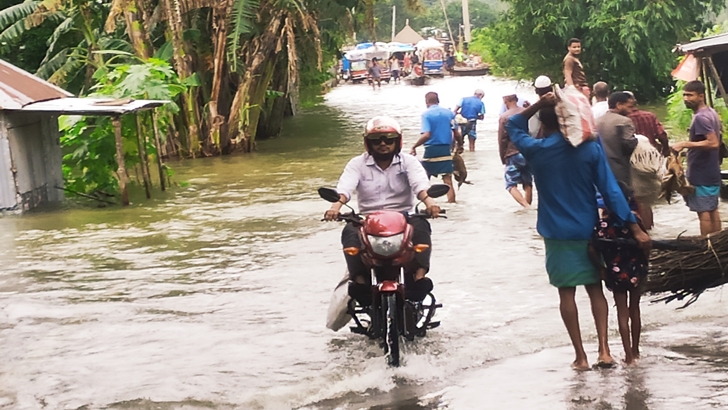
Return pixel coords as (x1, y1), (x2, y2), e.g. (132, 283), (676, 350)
(454, 89), (485, 152)
(506, 92), (651, 371)
(411, 92), (463, 203)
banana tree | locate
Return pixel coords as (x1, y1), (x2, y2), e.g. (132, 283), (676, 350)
(0, 0), (131, 92)
(227, 0), (322, 151)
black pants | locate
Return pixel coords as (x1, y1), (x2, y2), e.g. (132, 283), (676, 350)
(342, 217), (433, 303)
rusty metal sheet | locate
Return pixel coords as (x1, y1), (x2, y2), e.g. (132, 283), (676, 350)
(0, 58), (72, 110)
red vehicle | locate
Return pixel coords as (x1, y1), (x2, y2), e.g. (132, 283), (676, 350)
(319, 185), (446, 366)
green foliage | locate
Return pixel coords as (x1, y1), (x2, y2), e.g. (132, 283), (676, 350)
(473, 0), (725, 100)
(229, 0), (261, 71)
(61, 59), (186, 195)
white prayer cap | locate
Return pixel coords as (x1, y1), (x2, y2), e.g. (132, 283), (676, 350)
(534, 75), (552, 88)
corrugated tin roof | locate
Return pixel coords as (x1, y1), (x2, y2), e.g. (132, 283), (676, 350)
(16, 98), (169, 115)
(0, 58), (72, 110)
(677, 33), (728, 54)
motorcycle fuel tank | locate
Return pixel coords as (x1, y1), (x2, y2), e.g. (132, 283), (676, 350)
(363, 211), (407, 236)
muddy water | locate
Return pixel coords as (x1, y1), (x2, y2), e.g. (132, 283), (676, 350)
(1, 77), (728, 410)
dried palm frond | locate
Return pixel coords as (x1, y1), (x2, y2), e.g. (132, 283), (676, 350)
(646, 229), (728, 308)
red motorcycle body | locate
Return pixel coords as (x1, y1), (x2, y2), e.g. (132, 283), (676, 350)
(359, 211), (415, 271)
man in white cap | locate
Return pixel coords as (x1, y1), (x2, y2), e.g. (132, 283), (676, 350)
(528, 75), (553, 138)
(454, 89), (486, 152)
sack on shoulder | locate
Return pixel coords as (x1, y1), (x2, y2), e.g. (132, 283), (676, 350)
(554, 85), (597, 147)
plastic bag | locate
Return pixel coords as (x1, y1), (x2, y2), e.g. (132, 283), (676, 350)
(630, 135), (665, 204)
(326, 273), (352, 331)
(554, 85), (597, 147)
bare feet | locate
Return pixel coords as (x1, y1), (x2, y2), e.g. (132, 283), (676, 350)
(594, 352), (616, 369)
(571, 359), (590, 372)
(622, 357), (636, 366)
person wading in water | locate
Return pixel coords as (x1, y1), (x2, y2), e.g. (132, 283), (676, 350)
(506, 90), (651, 371)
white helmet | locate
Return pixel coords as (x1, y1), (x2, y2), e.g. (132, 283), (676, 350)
(364, 116), (402, 136)
(364, 116), (403, 155)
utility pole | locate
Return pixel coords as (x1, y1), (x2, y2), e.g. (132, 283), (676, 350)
(462, 0), (471, 43)
(391, 6), (396, 42)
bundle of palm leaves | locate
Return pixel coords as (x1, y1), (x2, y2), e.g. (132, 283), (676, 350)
(646, 230), (728, 307)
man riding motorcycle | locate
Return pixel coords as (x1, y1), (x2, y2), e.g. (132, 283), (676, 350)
(323, 116), (441, 305)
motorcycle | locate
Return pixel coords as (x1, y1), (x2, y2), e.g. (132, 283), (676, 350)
(319, 185), (448, 366)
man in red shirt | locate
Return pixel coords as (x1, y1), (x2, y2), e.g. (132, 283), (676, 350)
(626, 92), (670, 156)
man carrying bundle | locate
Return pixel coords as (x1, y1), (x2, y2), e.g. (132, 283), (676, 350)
(672, 80), (723, 236)
(506, 90), (651, 371)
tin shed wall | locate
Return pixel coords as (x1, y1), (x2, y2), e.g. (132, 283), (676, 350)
(5, 112), (63, 210)
(0, 113), (18, 210)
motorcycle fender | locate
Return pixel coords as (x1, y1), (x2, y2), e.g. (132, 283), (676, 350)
(378, 281), (400, 293)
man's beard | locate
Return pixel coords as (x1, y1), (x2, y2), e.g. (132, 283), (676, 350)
(371, 150), (396, 161)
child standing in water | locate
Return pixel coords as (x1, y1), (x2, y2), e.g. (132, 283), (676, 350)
(591, 189), (648, 365)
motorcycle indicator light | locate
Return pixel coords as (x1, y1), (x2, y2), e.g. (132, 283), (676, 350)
(413, 244), (430, 253)
(367, 233), (404, 257)
(343, 247), (360, 256)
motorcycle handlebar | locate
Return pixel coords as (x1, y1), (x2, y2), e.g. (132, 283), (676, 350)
(321, 210), (447, 222)
(410, 210), (447, 219)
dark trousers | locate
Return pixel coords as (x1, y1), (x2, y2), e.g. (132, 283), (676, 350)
(342, 217), (433, 302)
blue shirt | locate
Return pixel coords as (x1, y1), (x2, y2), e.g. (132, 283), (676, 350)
(421, 104), (455, 146)
(459, 96), (485, 120)
(506, 114), (637, 240)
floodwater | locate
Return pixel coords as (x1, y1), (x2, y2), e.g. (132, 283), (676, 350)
(2, 77), (728, 410)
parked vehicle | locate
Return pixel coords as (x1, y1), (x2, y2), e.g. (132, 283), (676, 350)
(320, 185), (447, 367)
(416, 39), (446, 77)
(344, 45), (391, 84)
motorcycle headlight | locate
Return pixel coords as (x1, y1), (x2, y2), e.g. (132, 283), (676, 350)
(367, 233), (404, 257)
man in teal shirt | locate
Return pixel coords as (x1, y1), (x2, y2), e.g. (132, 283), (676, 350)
(411, 92), (463, 203)
(506, 92), (651, 371)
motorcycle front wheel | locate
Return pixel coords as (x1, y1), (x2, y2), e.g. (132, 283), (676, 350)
(383, 293), (400, 367)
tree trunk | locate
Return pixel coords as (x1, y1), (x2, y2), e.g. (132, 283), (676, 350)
(113, 116), (130, 206)
(208, 0), (234, 154)
(151, 110), (167, 191)
(124, 0), (153, 59)
(163, 0), (201, 157)
(135, 114), (152, 198)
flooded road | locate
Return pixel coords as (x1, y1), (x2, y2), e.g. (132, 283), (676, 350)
(2, 76), (728, 409)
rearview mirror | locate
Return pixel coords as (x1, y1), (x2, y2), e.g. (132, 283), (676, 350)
(427, 184), (450, 199)
(318, 187), (341, 203)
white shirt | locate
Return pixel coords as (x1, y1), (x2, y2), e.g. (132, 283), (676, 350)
(336, 153), (430, 214)
(592, 101), (609, 119)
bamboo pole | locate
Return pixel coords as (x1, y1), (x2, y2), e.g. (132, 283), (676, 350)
(113, 116), (129, 206)
(439, 0), (455, 48)
(706, 57), (728, 106)
(151, 110), (166, 191)
(135, 114), (152, 199)
(702, 57), (714, 107)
